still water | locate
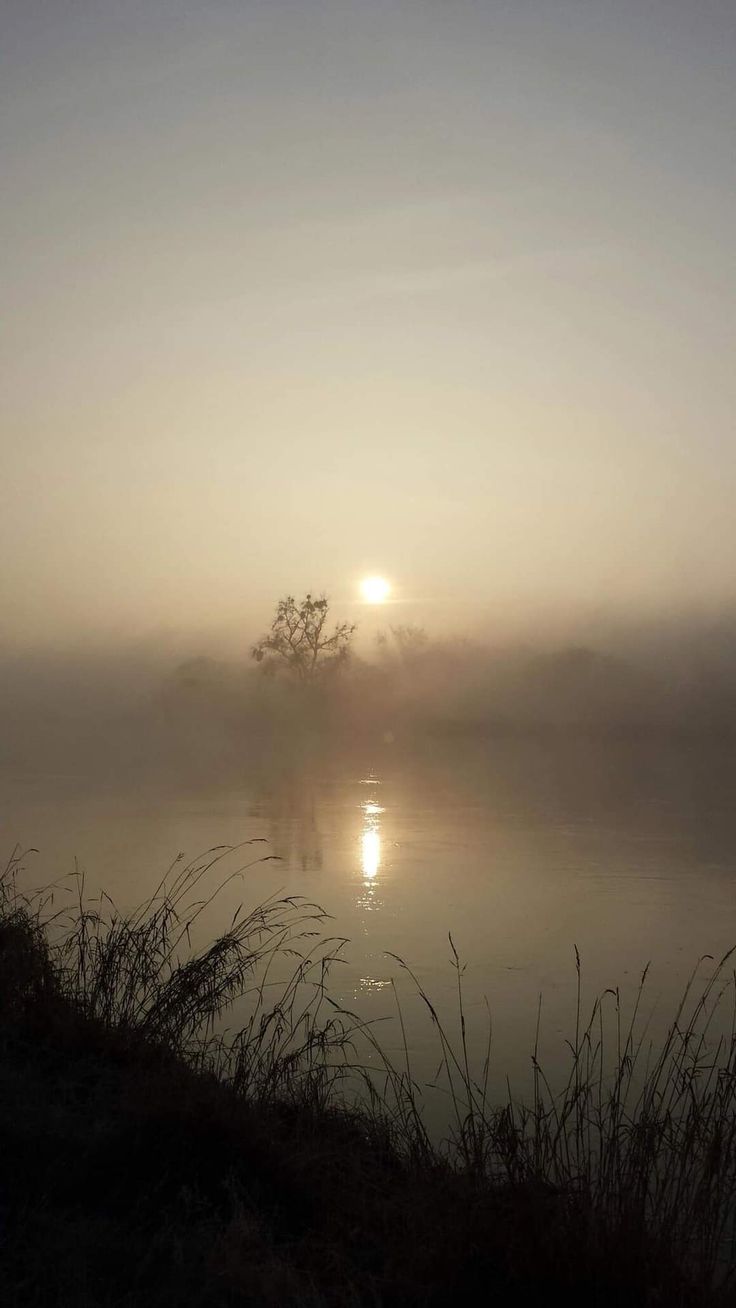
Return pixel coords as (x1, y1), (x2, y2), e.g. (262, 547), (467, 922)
(4, 735), (736, 1100)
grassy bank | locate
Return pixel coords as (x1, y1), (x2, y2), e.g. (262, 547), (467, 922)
(1, 847), (735, 1306)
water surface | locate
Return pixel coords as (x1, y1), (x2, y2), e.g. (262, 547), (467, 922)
(4, 735), (736, 1097)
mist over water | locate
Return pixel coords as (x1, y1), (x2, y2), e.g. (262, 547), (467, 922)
(4, 617), (736, 1095)
(5, 604), (736, 775)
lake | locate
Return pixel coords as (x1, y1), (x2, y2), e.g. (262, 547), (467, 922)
(4, 734), (736, 1107)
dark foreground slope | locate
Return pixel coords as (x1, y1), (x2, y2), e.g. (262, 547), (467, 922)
(0, 860), (731, 1307)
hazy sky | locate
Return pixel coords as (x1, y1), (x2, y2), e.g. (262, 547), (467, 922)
(2, 0), (735, 647)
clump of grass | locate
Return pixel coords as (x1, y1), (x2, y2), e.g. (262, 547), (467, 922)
(1, 842), (357, 1103)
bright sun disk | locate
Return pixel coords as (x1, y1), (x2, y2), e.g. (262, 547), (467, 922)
(360, 576), (391, 604)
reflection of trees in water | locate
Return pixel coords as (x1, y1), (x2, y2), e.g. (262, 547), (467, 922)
(251, 779), (323, 873)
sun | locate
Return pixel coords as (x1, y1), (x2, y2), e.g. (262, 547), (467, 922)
(360, 575), (391, 604)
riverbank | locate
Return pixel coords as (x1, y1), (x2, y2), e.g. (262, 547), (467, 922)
(0, 847), (732, 1306)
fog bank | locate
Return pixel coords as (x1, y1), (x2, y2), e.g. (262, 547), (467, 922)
(4, 609), (736, 780)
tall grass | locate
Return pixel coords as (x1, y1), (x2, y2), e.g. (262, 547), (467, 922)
(1, 843), (357, 1104)
(3, 843), (736, 1297)
(358, 940), (736, 1291)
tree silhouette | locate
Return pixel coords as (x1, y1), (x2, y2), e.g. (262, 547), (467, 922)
(251, 594), (356, 684)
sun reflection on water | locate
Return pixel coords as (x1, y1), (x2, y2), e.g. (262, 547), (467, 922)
(359, 781), (385, 903)
(357, 782), (391, 992)
(361, 826), (381, 880)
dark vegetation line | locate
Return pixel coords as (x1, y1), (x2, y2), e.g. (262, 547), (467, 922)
(1, 845), (736, 1306)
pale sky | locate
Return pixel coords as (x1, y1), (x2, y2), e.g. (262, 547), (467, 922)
(2, 0), (735, 647)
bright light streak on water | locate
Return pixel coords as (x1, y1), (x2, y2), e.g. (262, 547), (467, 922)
(361, 827), (381, 880)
